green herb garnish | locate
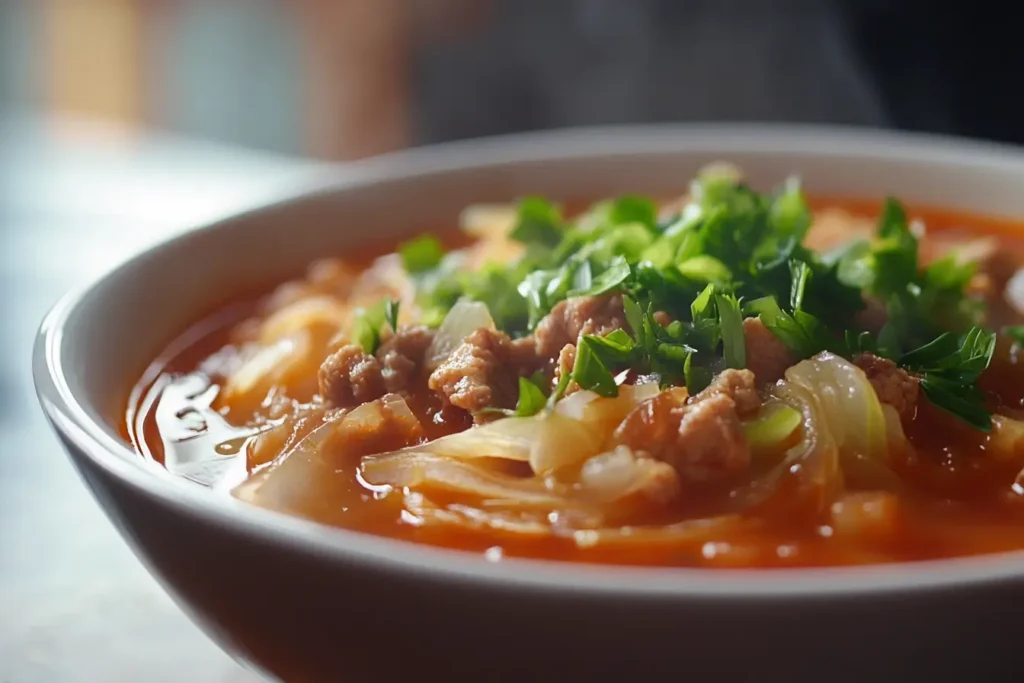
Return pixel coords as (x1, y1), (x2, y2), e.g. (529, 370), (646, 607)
(514, 375), (549, 417)
(510, 197), (565, 247)
(716, 293), (746, 370)
(571, 336), (619, 397)
(385, 169), (997, 429)
(398, 235), (445, 274)
(351, 300), (388, 354)
(384, 299), (400, 333)
(899, 327), (996, 430)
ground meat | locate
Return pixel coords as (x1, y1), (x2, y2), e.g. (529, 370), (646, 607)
(613, 388), (690, 460)
(695, 368), (761, 415)
(612, 385), (751, 485)
(377, 325), (434, 393)
(742, 318), (793, 385)
(553, 343), (581, 396)
(673, 393), (751, 483)
(318, 325), (435, 406)
(318, 345), (386, 407)
(428, 328), (539, 415)
(534, 294), (627, 358)
(853, 353), (919, 419)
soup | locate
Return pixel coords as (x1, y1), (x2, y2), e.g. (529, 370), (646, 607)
(126, 164), (1024, 568)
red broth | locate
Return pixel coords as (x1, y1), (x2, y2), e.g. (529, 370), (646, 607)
(123, 197), (1024, 568)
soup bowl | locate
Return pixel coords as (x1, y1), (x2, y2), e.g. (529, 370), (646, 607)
(33, 125), (1024, 682)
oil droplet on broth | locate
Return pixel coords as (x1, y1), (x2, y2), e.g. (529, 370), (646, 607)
(215, 435), (252, 456)
(156, 372), (263, 490)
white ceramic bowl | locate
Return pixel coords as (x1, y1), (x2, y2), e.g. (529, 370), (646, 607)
(34, 125), (1024, 682)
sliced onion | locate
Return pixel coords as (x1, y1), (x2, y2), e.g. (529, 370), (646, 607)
(553, 390), (599, 420)
(233, 414), (346, 514)
(882, 404), (907, 449)
(258, 295), (347, 346)
(365, 415), (540, 464)
(842, 404), (908, 491)
(555, 384), (661, 425)
(223, 336), (302, 398)
(362, 385), (661, 477)
(579, 446), (640, 500)
(380, 393), (419, 429)
(588, 383), (661, 424)
(247, 412), (322, 471)
(219, 330), (321, 412)
(529, 411), (607, 475)
(578, 445), (679, 504)
(235, 395), (421, 519)
(771, 380), (841, 508)
(728, 380), (841, 516)
(341, 398), (386, 433)
(404, 492), (555, 538)
(630, 381), (663, 402)
(361, 451), (578, 507)
(740, 401), (802, 457)
(424, 299), (496, 370)
(784, 352), (890, 460)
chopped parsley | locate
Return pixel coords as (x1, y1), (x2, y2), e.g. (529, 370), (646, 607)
(514, 375), (549, 416)
(351, 299), (389, 354)
(571, 336), (619, 398)
(900, 327), (996, 430)
(398, 235), (445, 274)
(392, 169), (999, 429)
(384, 299), (400, 334)
(716, 293), (746, 370)
(509, 197), (565, 247)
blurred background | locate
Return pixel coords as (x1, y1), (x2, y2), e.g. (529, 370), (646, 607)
(0, 1), (1019, 681)
(2, 0), (1020, 159)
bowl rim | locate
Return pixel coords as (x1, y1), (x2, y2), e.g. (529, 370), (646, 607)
(34, 122), (1024, 600)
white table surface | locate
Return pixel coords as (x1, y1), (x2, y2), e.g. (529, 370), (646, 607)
(0, 113), (331, 682)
